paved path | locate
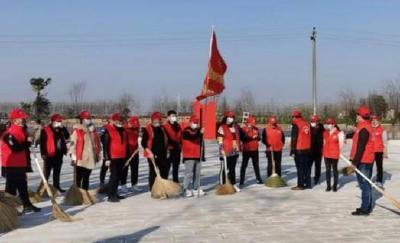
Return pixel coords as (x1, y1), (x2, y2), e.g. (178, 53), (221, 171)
(1, 141), (400, 242)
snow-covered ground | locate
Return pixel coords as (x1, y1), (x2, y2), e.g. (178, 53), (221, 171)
(1, 140), (400, 242)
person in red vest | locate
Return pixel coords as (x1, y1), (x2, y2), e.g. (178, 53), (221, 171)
(102, 112), (128, 202)
(239, 115), (262, 185)
(39, 113), (70, 193)
(163, 110), (182, 183)
(141, 112), (168, 190)
(69, 111), (101, 194)
(322, 118), (345, 192)
(262, 116), (285, 177)
(310, 115), (324, 185)
(120, 116), (141, 192)
(217, 111), (241, 192)
(1, 108), (41, 213)
(182, 115), (205, 197)
(350, 106), (375, 216)
(290, 110), (312, 190)
(371, 115), (388, 188)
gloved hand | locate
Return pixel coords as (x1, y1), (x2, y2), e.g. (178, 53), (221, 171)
(105, 160), (111, 167)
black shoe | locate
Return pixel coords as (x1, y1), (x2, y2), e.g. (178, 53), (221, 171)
(333, 186), (337, 192)
(351, 209), (370, 216)
(108, 196), (120, 203)
(22, 205), (41, 213)
(117, 195), (125, 200)
(257, 180), (263, 184)
(291, 186), (304, 191)
(325, 187), (331, 192)
(314, 178), (320, 185)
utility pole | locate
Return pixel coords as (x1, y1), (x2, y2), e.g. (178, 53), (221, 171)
(310, 27), (317, 115)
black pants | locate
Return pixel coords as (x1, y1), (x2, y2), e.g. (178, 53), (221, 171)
(324, 158), (338, 188)
(167, 149), (181, 183)
(121, 154), (139, 186)
(240, 151), (261, 184)
(294, 153), (312, 188)
(374, 152), (384, 183)
(99, 159), (109, 184)
(310, 151), (322, 181)
(5, 168), (32, 207)
(44, 154), (63, 189)
(266, 150), (282, 177)
(148, 156), (168, 191)
(76, 166), (92, 190)
(220, 155), (238, 185)
(108, 159), (124, 197)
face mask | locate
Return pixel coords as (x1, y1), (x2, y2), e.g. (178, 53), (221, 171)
(84, 119), (92, 126)
(152, 122), (161, 127)
(169, 116), (177, 123)
(310, 122), (317, 127)
(190, 123), (198, 129)
(115, 123), (123, 128)
(226, 117), (234, 124)
(53, 122), (62, 128)
(88, 125), (95, 132)
(327, 125), (334, 130)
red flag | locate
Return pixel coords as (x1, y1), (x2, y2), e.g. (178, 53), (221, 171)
(196, 31), (227, 100)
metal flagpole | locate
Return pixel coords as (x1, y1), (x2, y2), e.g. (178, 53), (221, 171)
(310, 27), (317, 115)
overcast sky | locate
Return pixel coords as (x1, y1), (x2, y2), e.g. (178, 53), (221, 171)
(0, 0), (399, 110)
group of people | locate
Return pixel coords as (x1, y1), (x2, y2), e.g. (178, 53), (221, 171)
(0, 104), (387, 216)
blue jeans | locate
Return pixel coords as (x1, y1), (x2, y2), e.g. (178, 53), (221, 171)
(356, 163), (373, 212)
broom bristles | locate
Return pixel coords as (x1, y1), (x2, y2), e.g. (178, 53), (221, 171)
(151, 176), (181, 199)
(0, 201), (19, 233)
(341, 166), (355, 176)
(216, 180), (236, 195)
(28, 188), (42, 203)
(0, 191), (22, 208)
(64, 185), (96, 206)
(265, 175), (286, 188)
(37, 181), (60, 198)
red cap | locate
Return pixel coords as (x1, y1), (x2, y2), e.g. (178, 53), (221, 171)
(357, 106), (371, 118)
(189, 115), (199, 123)
(325, 117), (336, 125)
(268, 116), (278, 125)
(50, 113), (64, 122)
(8, 108), (29, 120)
(151, 112), (162, 121)
(79, 111), (91, 119)
(310, 115), (319, 123)
(225, 111), (234, 117)
(128, 116), (140, 127)
(371, 114), (379, 120)
(292, 109), (302, 117)
(110, 112), (123, 122)
(246, 116), (256, 125)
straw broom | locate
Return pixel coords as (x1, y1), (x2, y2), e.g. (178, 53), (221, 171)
(64, 164), (96, 206)
(340, 154), (400, 210)
(216, 154), (236, 195)
(265, 149), (286, 187)
(0, 200), (18, 233)
(35, 159), (61, 199)
(32, 154), (77, 222)
(149, 157), (180, 199)
(0, 190), (21, 208)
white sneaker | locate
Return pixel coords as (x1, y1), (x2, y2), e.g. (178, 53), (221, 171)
(196, 188), (206, 196)
(233, 184), (241, 192)
(185, 190), (194, 198)
(131, 185), (142, 192)
(119, 185), (129, 193)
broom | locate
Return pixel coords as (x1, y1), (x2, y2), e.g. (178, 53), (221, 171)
(216, 154), (236, 195)
(32, 154), (77, 222)
(149, 157), (181, 199)
(265, 149), (286, 187)
(0, 190), (21, 208)
(340, 166), (355, 176)
(340, 154), (400, 210)
(64, 164), (96, 206)
(0, 200), (18, 233)
(35, 159), (61, 198)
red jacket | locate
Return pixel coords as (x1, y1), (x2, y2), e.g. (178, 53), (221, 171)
(182, 127), (201, 159)
(105, 124), (127, 160)
(265, 125), (284, 152)
(323, 129), (341, 160)
(373, 125), (385, 153)
(241, 126), (259, 151)
(125, 127), (139, 154)
(1, 124), (28, 168)
(163, 122), (182, 150)
(350, 121), (375, 164)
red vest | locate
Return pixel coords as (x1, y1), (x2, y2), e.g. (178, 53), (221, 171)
(182, 128), (201, 159)
(293, 119), (311, 150)
(266, 125), (284, 151)
(43, 126), (56, 157)
(323, 129), (340, 159)
(1, 124), (28, 167)
(350, 121), (375, 163)
(220, 124), (241, 154)
(143, 125), (168, 158)
(373, 125), (385, 152)
(242, 126), (259, 151)
(105, 124), (127, 159)
(125, 127), (139, 154)
(163, 122), (182, 150)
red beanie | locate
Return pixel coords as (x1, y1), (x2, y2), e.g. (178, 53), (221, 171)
(79, 111), (91, 119)
(151, 112), (162, 121)
(51, 113), (64, 122)
(110, 112), (123, 122)
(8, 108), (29, 120)
(128, 116), (140, 127)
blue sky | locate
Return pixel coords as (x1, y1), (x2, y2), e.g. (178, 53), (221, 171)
(0, 0), (399, 110)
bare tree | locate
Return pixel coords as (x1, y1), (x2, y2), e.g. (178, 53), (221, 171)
(116, 92), (141, 117)
(338, 88), (358, 124)
(68, 81), (87, 114)
(234, 89), (256, 115)
(383, 79), (400, 123)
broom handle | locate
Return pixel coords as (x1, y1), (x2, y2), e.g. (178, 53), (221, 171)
(124, 149), (139, 168)
(340, 154), (400, 209)
(32, 153), (55, 200)
(149, 157), (161, 178)
(223, 154), (229, 183)
(270, 148), (276, 175)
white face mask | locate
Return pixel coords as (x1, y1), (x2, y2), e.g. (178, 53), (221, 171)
(190, 123), (198, 129)
(327, 125), (334, 130)
(226, 117), (234, 124)
(115, 123), (123, 128)
(169, 115), (177, 123)
(152, 122), (161, 127)
(88, 125), (95, 132)
(310, 122), (317, 127)
(53, 122), (62, 128)
(84, 119), (92, 126)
